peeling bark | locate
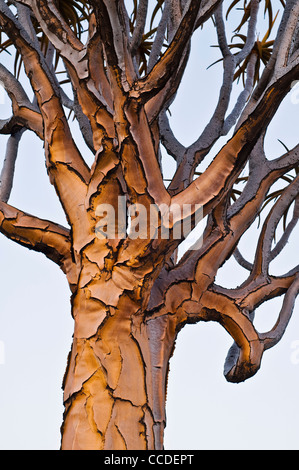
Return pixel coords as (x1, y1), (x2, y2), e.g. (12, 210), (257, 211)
(1, 0), (299, 450)
(61, 292), (178, 450)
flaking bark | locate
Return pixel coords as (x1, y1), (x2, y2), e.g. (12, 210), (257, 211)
(1, 0), (299, 450)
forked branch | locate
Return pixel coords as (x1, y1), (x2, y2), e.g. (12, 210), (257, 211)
(132, 0), (201, 102)
(0, 0), (91, 230)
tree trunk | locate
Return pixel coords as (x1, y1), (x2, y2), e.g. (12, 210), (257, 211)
(60, 291), (178, 450)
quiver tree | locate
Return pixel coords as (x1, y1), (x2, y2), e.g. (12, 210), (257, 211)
(1, 0), (299, 450)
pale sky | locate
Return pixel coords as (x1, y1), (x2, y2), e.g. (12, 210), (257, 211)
(0, 4), (299, 450)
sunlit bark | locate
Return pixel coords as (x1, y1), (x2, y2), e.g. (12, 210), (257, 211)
(0, 0), (299, 450)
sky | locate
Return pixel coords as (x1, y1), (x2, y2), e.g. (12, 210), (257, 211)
(0, 2), (299, 451)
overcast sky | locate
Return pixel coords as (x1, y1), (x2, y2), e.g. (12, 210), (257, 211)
(0, 4), (299, 450)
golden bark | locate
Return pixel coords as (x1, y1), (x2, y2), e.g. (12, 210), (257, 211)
(61, 293), (178, 450)
(1, 0), (299, 450)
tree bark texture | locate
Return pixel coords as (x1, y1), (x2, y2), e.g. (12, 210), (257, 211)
(1, 0), (299, 450)
(61, 292), (178, 450)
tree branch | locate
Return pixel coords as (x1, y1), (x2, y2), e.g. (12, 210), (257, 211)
(194, 0), (223, 29)
(122, 101), (170, 206)
(159, 110), (186, 163)
(270, 196), (299, 262)
(0, 129), (25, 203)
(90, 0), (136, 89)
(274, 0), (299, 71)
(0, 64), (43, 139)
(147, 0), (169, 72)
(170, 60), (299, 225)
(87, 15), (114, 110)
(260, 274), (299, 349)
(233, 247), (253, 271)
(145, 39), (191, 124)
(166, 3), (237, 191)
(222, 52), (258, 135)
(133, 0), (201, 102)
(0, 0), (91, 232)
(234, 0), (259, 66)
(251, 175), (299, 278)
(131, 0), (149, 56)
(0, 200), (73, 269)
(200, 289), (264, 383)
(15, 0), (87, 78)
(16, 1), (115, 153)
(168, 0), (183, 43)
